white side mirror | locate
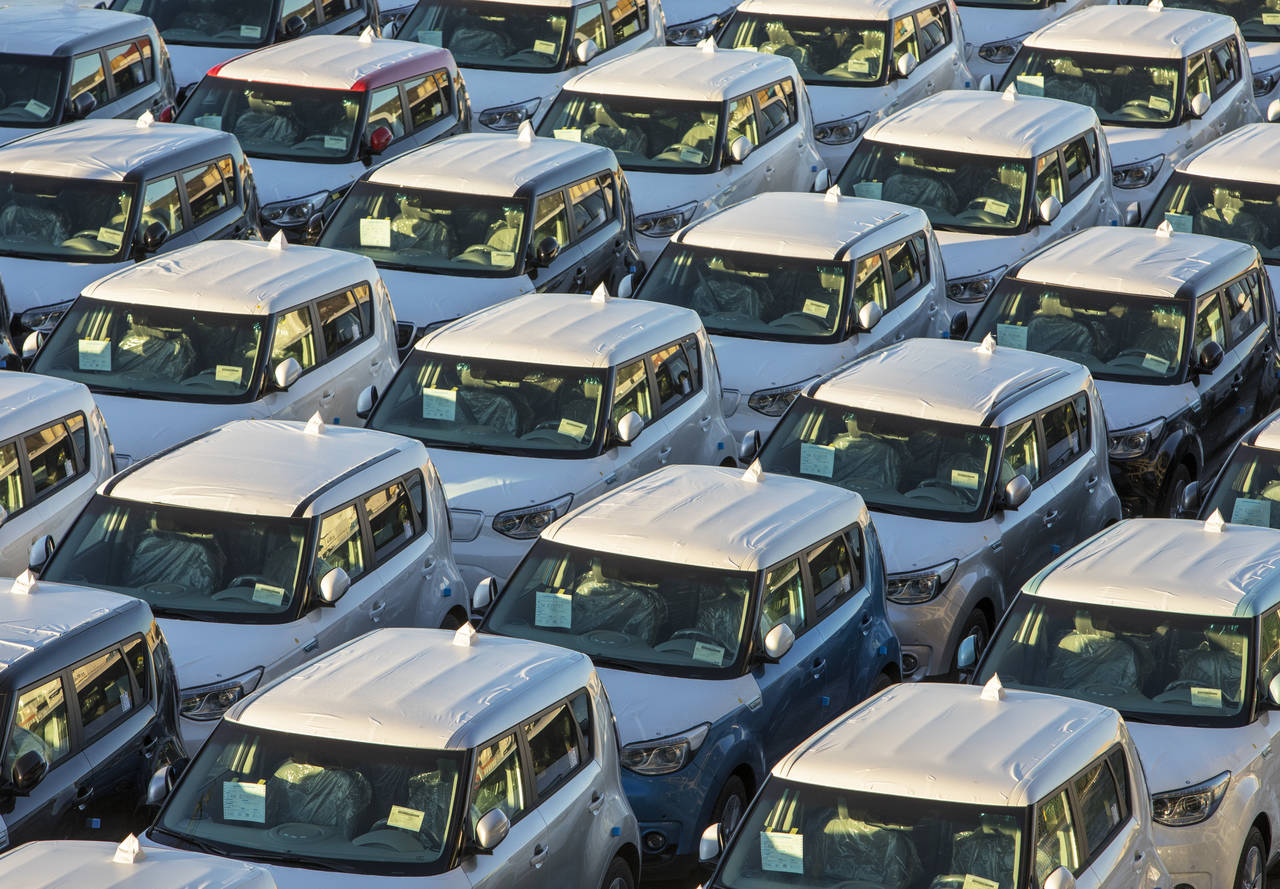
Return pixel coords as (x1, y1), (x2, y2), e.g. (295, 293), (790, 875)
(895, 51), (917, 78)
(146, 763), (179, 806)
(616, 274), (634, 300)
(21, 331), (43, 361)
(813, 168), (830, 192)
(728, 135), (753, 164)
(1043, 866), (1076, 889)
(1038, 195), (1061, 225)
(318, 566), (351, 604)
(473, 576), (495, 611)
(763, 622), (795, 660)
(1189, 91), (1211, 119)
(1123, 201), (1142, 227)
(616, 410), (644, 445)
(0, 505), (7, 528)
(738, 429), (761, 463)
(355, 384), (377, 419)
(699, 822), (722, 862)
(1269, 673), (1280, 707)
(1268, 98), (1280, 123)
(978, 74), (994, 91)
(858, 301), (883, 332)
(28, 534), (54, 572)
(273, 356), (302, 391)
(474, 808), (510, 852)
(956, 634), (977, 670)
(575, 37), (599, 64)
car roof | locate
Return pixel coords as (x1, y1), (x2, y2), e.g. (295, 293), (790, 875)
(673, 192), (928, 261)
(1026, 518), (1280, 618)
(774, 682), (1124, 807)
(560, 45), (799, 103)
(81, 240), (379, 315)
(1179, 123), (1280, 186)
(1249, 411), (1280, 450)
(0, 6), (152, 56)
(1010, 226), (1258, 299)
(863, 90), (1098, 159)
(419, 292), (702, 369)
(102, 419), (426, 519)
(211, 34), (454, 91)
(230, 627), (594, 750)
(2, 840), (276, 889)
(0, 577), (147, 674)
(1024, 5), (1238, 59)
(366, 132), (615, 198)
(0, 119), (241, 183)
(812, 338), (1090, 427)
(734, 0), (925, 19)
(543, 464), (867, 572)
(0, 372), (94, 435)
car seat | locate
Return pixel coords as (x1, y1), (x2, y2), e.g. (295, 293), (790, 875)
(125, 528), (223, 595)
(884, 171), (957, 215)
(1045, 612), (1139, 692)
(818, 801), (921, 888)
(267, 760), (372, 839)
(450, 20), (512, 60)
(1027, 296), (1093, 358)
(1163, 637), (1243, 701)
(692, 586), (747, 653)
(946, 815), (1019, 889)
(829, 419), (902, 492)
(0, 202), (67, 243)
(570, 563), (666, 643)
(234, 94), (299, 145)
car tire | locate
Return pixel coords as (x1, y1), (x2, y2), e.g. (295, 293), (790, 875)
(711, 774), (749, 846)
(601, 856), (634, 889)
(1235, 826), (1266, 889)
(1158, 463), (1193, 518)
(954, 608), (991, 675)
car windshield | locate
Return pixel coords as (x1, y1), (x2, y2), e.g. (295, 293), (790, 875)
(368, 351), (607, 457)
(970, 280), (1190, 384)
(760, 398), (996, 518)
(0, 174), (136, 261)
(486, 540), (755, 676)
(110, 0), (274, 47)
(1002, 49), (1183, 127)
(979, 596), (1253, 726)
(400, 0), (568, 71)
(320, 182), (527, 276)
(718, 15), (887, 85)
(1147, 173), (1280, 264)
(1200, 443), (1280, 527)
(42, 496), (309, 621)
(0, 53), (66, 129)
(538, 93), (723, 172)
(716, 779), (1026, 889)
(838, 142), (1030, 234)
(1143, 0), (1280, 41)
(957, 0), (1046, 7)
(31, 297), (266, 401)
(177, 78), (362, 161)
(155, 722), (464, 875)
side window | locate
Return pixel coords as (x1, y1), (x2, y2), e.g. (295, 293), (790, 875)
(405, 470), (428, 524)
(470, 733), (524, 829)
(612, 359), (652, 424)
(74, 647), (136, 741)
(573, 3), (608, 50)
(216, 157), (237, 204)
(1195, 293), (1227, 356)
(855, 253), (888, 311)
(405, 73), (447, 130)
(316, 504), (366, 582)
(106, 40), (151, 96)
(911, 233), (931, 284)
(681, 335), (702, 390)
(570, 690), (594, 759)
(280, 0), (320, 32)
(1002, 419), (1041, 488)
(1210, 40), (1239, 97)
(891, 15), (919, 70)
(122, 636), (150, 703)
(1225, 277), (1261, 344)
(754, 81), (796, 143)
(141, 176), (187, 235)
(522, 703), (583, 798)
(25, 422), (77, 498)
(368, 86), (407, 140)
(317, 287), (368, 358)
(182, 162), (231, 226)
(321, 0), (354, 20)
(1035, 151), (1065, 205)
(364, 481), (416, 562)
(1072, 758), (1124, 859)
(727, 95), (759, 149)
(760, 558), (806, 638)
(1260, 607), (1280, 697)
(1084, 130), (1100, 173)
(807, 533), (859, 616)
(1035, 790), (1081, 885)
(568, 175), (615, 238)
(0, 442), (23, 516)
(3, 677), (70, 776)
(1187, 52), (1211, 102)
(1041, 397), (1086, 474)
(649, 342), (696, 411)
(533, 190), (572, 249)
(70, 52), (108, 107)
(608, 0), (648, 43)
(271, 306), (318, 371)
(886, 239), (924, 305)
(916, 3), (950, 59)
(1062, 136), (1097, 200)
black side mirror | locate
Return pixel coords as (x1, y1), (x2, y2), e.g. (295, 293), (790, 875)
(534, 236), (560, 267)
(283, 13), (308, 36)
(66, 91), (97, 121)
(949, 312), (969, 340)
(136, 220), (169, 256)
(1197, 339), (1225, 374)
(12, 750), (47, 795)
(304, 213), (325, 243)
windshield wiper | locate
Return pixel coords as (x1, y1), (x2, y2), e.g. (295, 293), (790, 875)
(83, 383), (169, 400)
(586, 654), (649, 674)
(428, 440), (526, 457)
(230, 848), (346, 872)
(151, 826), (229, 857)
(147, 606), (229, 622)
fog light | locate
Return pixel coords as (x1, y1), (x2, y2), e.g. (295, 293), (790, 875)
(643, 831), (666, 851)
(901, 653), (919, 674)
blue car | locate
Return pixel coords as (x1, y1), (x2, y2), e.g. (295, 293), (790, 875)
(479, 463), (900, 881)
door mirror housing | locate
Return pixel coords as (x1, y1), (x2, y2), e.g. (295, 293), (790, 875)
(1268, 98), (1280, 123)
(1196, 339), (1225, 374)
(615, 410), (644, 445)
(136, 220), (169, 256)
(616, 273), (634, 300)
(738, 429), (761, 463)
(1269, 673), (1280, 708)
(699, 822), (722, 862)
(21, 331), (43, 362)
(728, 135), (753, 164)
(474, 808), (510, 852)
(857, 301), (883, 332)
(1188, 91), (1211, 119)
(534, 235), (560, 267)
(978, 74), (994, 91)
(1038, 195), (1061, 225)
(1179, 479), (1200, 516)
(956, 634), (977, 671)
(949, 312), (969, 340)
(146, 760), (187, 806)
(318, 566), (351, 605)
(367, 125), (393, 156)
(1043, 866), (1076, 889)
(895, 51), (918, 79)
(472, 576), (495, 612)
(11, 749), (47, 794)
(1002, 474), (1032, 510)
(273, 356), (302, 391)
(574, 37), (599, 64)
(1123, 201), (1142, 227)
(762, 622), (795, 661)
(28, 534), (54, 573)
(304, 213), (325, 243)
(356, 384), (378, 419)
(813, 167), (830, 192)
(283, 13), (307, 36)
(65, 91), (97, 121)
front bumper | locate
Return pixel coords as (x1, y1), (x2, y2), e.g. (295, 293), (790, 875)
(178, 715), (219, 756)
(621, 753), (722, 882)
(1109, 454), (1168, 517)
(453, 525), (537, 589)
(887, 593), (964, 679)
(1153, 819), (1223, 889)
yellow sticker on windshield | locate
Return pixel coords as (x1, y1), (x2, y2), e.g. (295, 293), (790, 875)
(951, 469), (980, 490)
(1015, 74), (1044, 96)
(1190, 686), (1222, 708)
(534, 590), (572, 628)
(1265, 12), (1280, 24)
(97, 227), (124, 247)
(1142, 354), (1170, 374)
(77, 339), (111, 372)
(984, 198), (1009, 216)
(554, 127), (582, 142)
(963, 876), (1000, 889)
(760, 832), (804, 873)
(801, 299), (828, 317)
(533, 39), (557, 54)
(1231, 498), (1271, 527)
(252, 583), (285, 606)
(216, 365), (243, 384)
(1150, 95), (1171, 113)
(360, 217), (392, 248)
(240, 24), (261, 37)
(558, 418), (589, 440)
(388, 805), (426, 832)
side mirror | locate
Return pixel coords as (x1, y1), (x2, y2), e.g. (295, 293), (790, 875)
(1179, 480), (1200, 516)
(1268, 98), (1280, 124)
(813, 167), (830, 192)
(956, 634), (977, 671)
(367, 125), (393, 156)
(615, 410), (644, 445)
(728, 135), (753, 164)
(699, 822), (722, 863)
(21, 331), (43, 361)
(1269, 673), (1280, 708)
(895, 51), (918, 79)
(136, 220), (169, 255)
(1038, 195), (1061, 225)
(1197, 339), (1225, 374)
(474, 808), (510, 852)
(273, 356), (302, 391)
(574, 36), (599, 65)
(0, 506), (7, 529)
(318, 566), (351, 605)
(616, 274), (634, 300)
(356, 384), (377, 419)
(949, 312), (969, 340)
(65, 91), (97, 121)
(145, 760), (186, 806)
(472, 576), (495, 612)
(762, 622), (795, 661)
(1002, 474), (1032, 510)
(283, 13), (307, 36)
(28, 534), (54, 573)
(1123, 201), (1142, 227)
(1188, 91), (1211, 119)
(978, 74), (994, 91)
(738, 429), (760, 463)
(857, 301), (883, 332)
(534, 236), (560, 267)
(11, 750), (47, 794)
(304, 213), (325, 243)
(1043, 865), (1076, 889)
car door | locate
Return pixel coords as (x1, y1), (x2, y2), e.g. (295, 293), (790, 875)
(991, 417), (1056, 591)
(103, 39), (163, 120)
(911, 3), (956, 99)
(1039, 393), (1101, 550)
(645, 338), (707, 465)
(529, 189), (586, 293)
(1032, 787), (1089, 889)
(716, 93), (770, 208)
(749, 80), (803, 193)
(315, 283), (384, 424)
(801, 530), (868, 717)
(1075, 749), (1149, 889)
(1190, 290), (1239, 456)
(463, 731), (553, 889)
(307, 501), (378, 657)
(881, 237), (937, 343)
(403, 70), (461, 149)
(605, 356), (668, 484)
(1254, 607), (1280, 840)
(1185, 51), (1221, 156)
(137, 173), (193, 253)
(179, 157), (254, 242)
(1207, 38), (1251, 134)
(263, 302), (330, 422)
(1, 418), (92, 574)
(1059, 131), (1109, 229)
(566, 172), (625, 290)
(360, 477), (426, 628)
(318, 0), (372, 34)
(1223, 272), (1270, 432)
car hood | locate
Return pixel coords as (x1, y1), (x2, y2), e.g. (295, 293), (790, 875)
(597, 665), (760, 745)
(1247, 41), (1280, 74)
(168, 44), (238, 91)
(432, 447), (601, 516)
(807, 85), (888, 124)
(0, 254), (129, 315)
(1094, 378), (1197, 432)
(1126, 721), (1241, 797)
(710, 334), (851, 395)
(95, 393), (263, 461)
(936, 228), (1026, 280)
(377, 266), (532, 329)
(460, 67), (564, 120)
(664, 0), (733, 27)
(872, 510), (994, 574)
(159, 616), (303, 690)
(249, 157), (363, 208)
(1103, 125), (1171, 168)
(626, 168), (720, 219)
(956, 6), (1046, 45)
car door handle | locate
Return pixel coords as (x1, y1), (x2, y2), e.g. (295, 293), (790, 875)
(369, 601), (386, 620)
(74, 785), (93, 807)
(809, 657), (826, 678)
(1085, 475), (1098, 493)
(765, 166), (774, 175)
(370, 358), (382, 370)
(1043, 510), (1059, 527)
(859, 612), (873, 634)
(1263, 744), (1273, 758)
(658, 446), (672, 462)
(530, 844), (548, 868)
(699, 415), (712, 430)
(140, 734), (160, 754)
(321, 390), (335, 400)
(588, 791), (605, 814)
(422, 556), (436, 572)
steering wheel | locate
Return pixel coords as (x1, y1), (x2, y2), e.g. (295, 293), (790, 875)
(771, 311), (828, 332)
(670, 629), (724, 648)
(228, 574), (270, 589)
(1080, 682), (1130, 697)
(1108, 348), (1156, 368)
(142, 582), (186, 596)
(908, 480), (970, 504)
(211, 588), (259, 603)
(584, 629), (629, 646)
(1114, 100), (1165, 121)
(521, 427), (573, 443)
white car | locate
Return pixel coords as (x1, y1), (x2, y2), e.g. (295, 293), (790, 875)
(975, 517), (1280, 889)
(632, 190), (949, 442)
(538, 44), (828, 267)
(1, 838), (274, 889)
(38, 417), (465, 751)
(719, 0), (979, 170)
(145, 627), (642, 889)
(1002, 5), (1263, 218)
(392, 0), (664, 132)
(959, 0), (1110, 88)
(175, 34), (468, 240)
(362, 289), (737, 587)
(836, 89), (1122, 322)
(701, 680), (1171, 889)
(0, 373), (113, 576)
(27, 238), (400, 464)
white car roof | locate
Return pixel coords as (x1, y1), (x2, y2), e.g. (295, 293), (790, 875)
(560, 45), (799, 103)
(1252, 413), (1280, 451)
(230, 628), (594, 750)
(1024, 6), (1238, 60)
(0, 580), (145, 672)
(813, 338), (1091, 427)
(0, 120), (235, 183)
(211, 34), (452, 91)
(0, 372), (95, 437)
(863, 90), (1099, 159)
(733, 0), (922, 19)
(1179, 123), (1280, 187)
(1027, 518), (1280, 618)
(0, 6), (150, 55)
(2, 840), (275, 889)
(1012, 226), (1257, 299)
(102, 419), (427, 520)
(542, 464), (867, 572)
(774, 682), (1125, 807)
(81, 240), (379, 315)
(675, 192), (928, 262)
(420, 292), (702, 369)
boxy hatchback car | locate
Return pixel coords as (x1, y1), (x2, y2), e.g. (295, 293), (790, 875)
(1188, 408), (1280, 526)
(959, 0), (1109, 88)
(145, 627), (641, 889)
(0, 838), (275, 889)
(481, 463), (901, 881)
(759, 336), (1121, 679)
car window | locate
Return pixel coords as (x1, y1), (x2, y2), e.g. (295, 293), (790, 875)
(107, 40), (152, 97)
(568, 175), (614, 238)
(891, 15), (919, 68)
(609, 0), (647, 43)
(406, 72), (447, 130)
(216, 157), (238, 203)
(1062, 136), (1096, 200)
(24, 421), (76, 499)
(0, 441), (25, 517)
(574, 2), (608, 49)
(1225, 278), (1261, 344)
(321, 0), (354, 20)
(612, 358), (652, 424)
(3, 676), (70, 775)
(364, 481), (415, 562)
(727, 95), (759, 149)
(281, 0), (320, 31)
(760, 558), (805, 638)
(317, 287), (368, 358)
(1209, 41), (1239, 97)
(1195, 294), (1227, 356)
(569, 690), (593, 759)
(74, 647), (135, 741)
(1260, 607), (1280, 698)
(1073, 758), (1124, 858)
(887, 239), (924, 304)
(368, 85), (406, 140)
(316, 504), (366, 581)
(471, 733), (524, 828)
(1187, 52), (1211, 103)
(71, 52), (108, 107)
(141, 176), (187, 235)
(855, 252), (888, 311)
(916, 3), (949, 60)
(754, 80), (795, 143)
(406, 470), (427, 522)
(522, 703), (582, 798)
(911, 233), (931, 283)
(1035, 151), (1065, 206)
(807, 534), (858, 616)
(1002, 419), (1040, 488)
(650, 342), (696, 411)
(1042, 397), (1086, 474)
(533, 190), (571, 249)
(122, 636), (150, 703)
(272, 306), (318, 370)
(681, 335), (702, 390)
(1034, 789), (1081, 885)
(183, 162), (231, 226)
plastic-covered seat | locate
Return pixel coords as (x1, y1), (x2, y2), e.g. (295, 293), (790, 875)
(0, 204), (67, 243)
(819, 805), (920, 888)
(571, 567), (665, 643)
(459, 389), (519, 434)
(116, 323), (196, 379)
(949, 816), (1018, 889)
(585, 105), (648, 157)
(1170, 644), (1242, 698)
(1045, 614), (1139, 692)
(693, 588), (747, 653)
(830, 432), (902, 492)
(125, 529), (222, 595)
(884, 172), (957, 215)
(1028, 314), (1094, 357)
(267, 760), (372, 839)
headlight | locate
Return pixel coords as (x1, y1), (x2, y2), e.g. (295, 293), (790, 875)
(477, 97), (541, 130)
(946, 267), (1006, 304)
(19, 300), (74, 334)
(635, 201), (698, 239)
(1112, 155), (1165, 190)
(978, 32), (1030, 64)
(261, 190), (330, 227)
(492, 493), (573, 539)
(1152, 771), (1230, 826)
(180, 667), (264, 721)
(814, 112), (869, 145)
(747, 376), (818, 417)
(1107, 418), (1164, 459)
(886, 560), (958, 604)
(620, 723), (710, 775)
(666, 13), (722, 45)
(1254, 65), (1280, 97)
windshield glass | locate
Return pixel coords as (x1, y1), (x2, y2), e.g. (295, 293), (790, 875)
(717, 779), (1026, 889)
(1001, 49), (1182, 127)
(42, 496), (308, 622)
(155, 722), (464, 875)
(1147, 174), (1280, 264)
(838, 141), (1030, 234)
(538, 93), (723, 172)
(177, 78), (362, 161)
(719, 15), (887, 85)
(759, 397), (996, 518)
(958, 0), (1046, 7)
(401, 0), (568, 71)
(368, 351), (607, 457)
(31, 297), (266, 401)
(979, 596), (1252, 726)
(970, 280), (1190, 383)
(110, 0), (274, 47)
(486, 541), (755, 675)
(320, 182), (526, 276)
(1142, 0), (1280, 41)
(0, 53), (66, 129)
(0, 174), (136, 261)
(1201, 443), (1280, 527)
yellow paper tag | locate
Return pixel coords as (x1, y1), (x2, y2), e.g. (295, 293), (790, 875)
(802, 298), (828, 317)
(951, 469), (980, 490)
(216, 364), (243, 383)
(97, 226), (124, 247)
(1190, 686), (1222, 708)
(387, 804), (425, 831)
(558, 418), (589, 440)
(252, 583), (285, 606)
(963, 876), (1000, 889)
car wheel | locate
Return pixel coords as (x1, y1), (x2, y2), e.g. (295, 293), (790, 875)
(954, 608), (991, 674)
(1158, 463), (1193, 518)
(711, 774), (748, 846)
(601, 856), (634, 889)
(1235, 827), (1266, 889)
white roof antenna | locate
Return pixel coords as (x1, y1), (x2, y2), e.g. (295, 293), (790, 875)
(824, 184), (842, 204)
(698, 36), (716, 54)
(358, 25), (376, 43)
(980, 674), (1006, 702)
(742, 459), (764, 483)
(114, 835), (145, 864)
(591, 282), (610, 302)
(268, 229), (288, 250)
(304, 412), (326, 435)
(1205, 509), (1226, 533)
(1155, 219), (1174, 238)
(1002, 84), (1018, 102)
(517, 119), (535, 144)
(135, 110), (155, 128)
(10, 569), (36, 596)
(977, 332), (997, 354)
(453, 621), (477, 647)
